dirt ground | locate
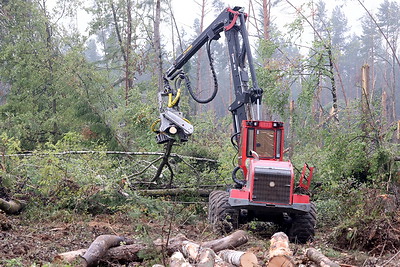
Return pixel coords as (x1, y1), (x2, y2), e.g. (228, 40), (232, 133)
(1, 210), (400, 266)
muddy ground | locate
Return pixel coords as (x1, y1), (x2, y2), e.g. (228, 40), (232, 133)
(1, 209), (400, 267)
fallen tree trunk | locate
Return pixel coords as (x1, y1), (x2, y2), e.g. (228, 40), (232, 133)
(54, 236), (139, 265)
(82, 235), (127, 266)
(201, 230), (249, 252)
(218, 249), (258, 267)
(54, 243), (143, 264)
(56, 234), (188, 264)
(268, 232), (294, 267)
(306, 248), (340, 267)
(0, 198), (26, 214)
(137, 188), (211, 197)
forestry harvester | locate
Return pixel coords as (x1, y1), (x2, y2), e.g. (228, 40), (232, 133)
(153, 7), (316, 243)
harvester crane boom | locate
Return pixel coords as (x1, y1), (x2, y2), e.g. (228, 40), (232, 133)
(162, 6), (263, 137)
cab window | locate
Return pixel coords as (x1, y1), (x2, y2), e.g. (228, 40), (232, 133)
(255, 129), (275, 158)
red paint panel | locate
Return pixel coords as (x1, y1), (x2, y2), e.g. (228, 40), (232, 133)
(293, 194), (310, 203)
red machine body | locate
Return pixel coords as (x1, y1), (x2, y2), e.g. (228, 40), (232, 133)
(229, 121), (313, 215)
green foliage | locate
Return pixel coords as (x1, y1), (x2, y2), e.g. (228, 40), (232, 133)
(256, 39), (291, 118)
(0, 258), (24, 267)
(291, 104), (399, 231)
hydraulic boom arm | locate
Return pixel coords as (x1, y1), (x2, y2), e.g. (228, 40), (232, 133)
(156, 6), (263, 143)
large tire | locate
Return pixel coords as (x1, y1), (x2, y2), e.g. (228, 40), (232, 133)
(287, 202), (317, 244)
(208, 190), (239, 234)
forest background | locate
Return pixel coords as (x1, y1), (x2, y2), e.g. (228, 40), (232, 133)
(0, 0), (400, 264)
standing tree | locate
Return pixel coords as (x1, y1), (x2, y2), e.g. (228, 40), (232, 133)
(377, 0), (400, 123)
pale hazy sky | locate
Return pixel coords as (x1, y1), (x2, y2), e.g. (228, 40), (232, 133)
(171, 0), (383, 37)
(63, 0), (385, 54)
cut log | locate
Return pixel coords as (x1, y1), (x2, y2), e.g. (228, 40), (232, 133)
(218, 249), (258, 267)
(198, 248), (216, 267)
(268, 232), (294, 267)
(55, 231), (250, 265)
(215, 255), (234, 267)
(306, 248), (340, 267)
(181, 241), (218, 266)
(170, 251), (193, 267)
(101, 243), (142, 262)
(53, 249), (87, 264)
(153, 233), (188, 255)
(54, 244), (143, 264)
(155, 230), (248, 256)
(201, 230), (249, 252)
(182, 241), (201, 260)
(0, 198), (26, 214)
(82, 235), (126, 266)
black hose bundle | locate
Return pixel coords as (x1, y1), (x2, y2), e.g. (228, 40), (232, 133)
(184, 40), (218, 104)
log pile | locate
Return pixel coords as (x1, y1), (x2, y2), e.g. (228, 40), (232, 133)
(53, 231), (341, 267)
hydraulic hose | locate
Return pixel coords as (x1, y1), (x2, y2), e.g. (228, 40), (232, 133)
(185, 40), (218, 104)
(232, 166), (246, 188)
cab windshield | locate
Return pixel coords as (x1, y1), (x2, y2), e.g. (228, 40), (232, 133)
(246, 128), (282, 159)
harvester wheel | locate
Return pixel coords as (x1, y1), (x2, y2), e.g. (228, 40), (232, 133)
(288, 202), (317, 244)
(208, 190), (239, 234)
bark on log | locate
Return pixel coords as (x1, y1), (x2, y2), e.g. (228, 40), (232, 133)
(170, 251), (193, 267)
(215, 255), (234, 267)
(54, 244), (143, 264)
(0, 198), (26, 214)
(55, 231), (250, 265)
(101, 243), (142, 262)
(56, 234), (187, 264)
(154, 230), (248, 256)
(306, 248), (340, 267)
(268, 232), (294, 267)
(82, 235), (127, 266)
(218, 249), (258, 267)
(137, 188), (211, 197)
(182, 241), (201, 260)
(198, 248), (216, 267)
(201, 230), (249, 252)
(153, 233), (188, 255)
(181, 242), (218, 267)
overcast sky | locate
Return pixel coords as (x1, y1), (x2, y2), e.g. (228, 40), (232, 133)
(66, 0), (385, 54)
(171, 0), (383, 36)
